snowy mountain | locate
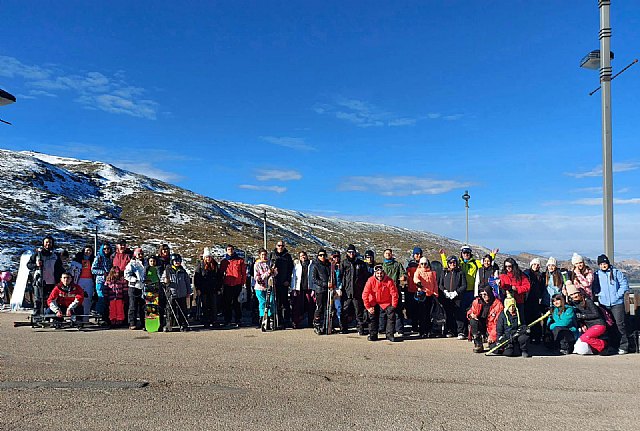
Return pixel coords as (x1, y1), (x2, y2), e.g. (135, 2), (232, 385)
(0, 149), (479, 272)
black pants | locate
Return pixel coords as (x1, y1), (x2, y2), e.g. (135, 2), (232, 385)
(223, 284), (243, 324)
(469, 317), (487, 344)
(313, 290), (329, 329)
(415, 296), (434, 336)
(276, 284), (290, 326)
(442, 297), (465, 335)
(165, 297), (188, 330)
(552, 327), (576, 352)
(503, 334), (530, 356)
(369, 305), (396, 338)
(128, 288), (145, 327)
(200, 289), (218, 325)
(602, 304), (628, 352)
(35, 283), (55, 314)
(340, 293), (365, 329)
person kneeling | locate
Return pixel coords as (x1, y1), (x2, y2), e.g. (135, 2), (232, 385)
(496, 297), (531, 358)
(566, 282), (607, 355)
(46, 272), (85, 320)
(363, 264), (399, 342)
(547, 293), (579, 355)
(468, 284), (503, 353)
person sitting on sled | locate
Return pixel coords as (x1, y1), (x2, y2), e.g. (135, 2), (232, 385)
(46, 272), (84, 319)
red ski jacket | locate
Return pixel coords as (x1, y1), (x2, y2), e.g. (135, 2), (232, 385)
(467, 297), (504, 343)
(220, 255), (247, 287)
(47, 283), (85, 311)
(362, 275), (398, 311)
(499, 272), (530, 304)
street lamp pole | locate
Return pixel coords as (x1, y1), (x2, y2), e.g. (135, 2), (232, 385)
(462, 190), (470, 245)
(262, 209), (267, 250)
(599, 0), (615, 262)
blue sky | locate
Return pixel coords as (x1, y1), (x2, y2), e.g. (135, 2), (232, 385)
(1, 1), (639, 260)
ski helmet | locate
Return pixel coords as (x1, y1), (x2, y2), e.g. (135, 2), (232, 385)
(170, 253), (182, 264)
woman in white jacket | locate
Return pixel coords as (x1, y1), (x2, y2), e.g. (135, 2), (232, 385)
(124, 248), (146, 329)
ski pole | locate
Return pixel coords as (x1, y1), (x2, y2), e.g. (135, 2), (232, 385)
(485, 311), (550, 356)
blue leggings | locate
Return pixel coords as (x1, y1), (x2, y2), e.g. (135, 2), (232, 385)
(256, 289), (276, 317)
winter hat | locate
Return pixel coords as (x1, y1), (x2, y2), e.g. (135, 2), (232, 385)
(203, 247), (212, 258)
(346, 244), (357, 253)
(546, 257), (557, 267)
(331, 250), (341, 257)
(504, 297), (517, 311)
(530, 258), (541, 267)
(597, 254), (610, 265)
(133, 247), (143, 258)
(565, 281), (579, 296)
(571, 253), (584, 265)
(419, 257), (429, 264)
(447, 255), (458, 263)
(412, 247), (423, 255)
(461, 245), (472, 254)
(364, 250), (375, 258)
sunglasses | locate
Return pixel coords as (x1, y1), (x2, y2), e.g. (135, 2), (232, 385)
(277, 244), (284, 247)
(505, 265), (512, 268)
(318, 253), (326, 257)
(479, 292), (489, 296)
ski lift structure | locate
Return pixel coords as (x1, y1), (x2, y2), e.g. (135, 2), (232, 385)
(1, 88), (16, 125)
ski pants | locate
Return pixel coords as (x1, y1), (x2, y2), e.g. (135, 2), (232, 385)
(369, 305), (396, 339)
(77, 277), (94, 319)
(128, 288), (145, 327)
(601, 304), (628, 352)
(414, 295), (434, 336)
(256, 289), (275, 318)
(313, 290), (329, 329)
(442, 297), (465, 336)
(580, 324), (607, 353)
(275, 284), (291, 326)
(35, 283), (55, 314)
(503, 333), (530, 356)
(290, 290), (305, 327)
(201, 289), (218, 325)
(469, 317), (487, 344)
(340, 292), (365, 330)
(551, 327), (576, 352)
(166, 297), (188, 329)
(223, 284), (243, 324)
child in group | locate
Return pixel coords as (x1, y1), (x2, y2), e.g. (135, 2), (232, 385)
(496, 297), (531, 358)
(547, 293), (579, 355)
(103, 266), (128, 327)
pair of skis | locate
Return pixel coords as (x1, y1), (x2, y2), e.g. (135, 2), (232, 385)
(485, 311), (551, 355)
(326, 261), (337, 335)
(261, 273), (278, 331)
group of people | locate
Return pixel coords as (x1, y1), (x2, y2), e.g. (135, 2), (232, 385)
(18, 235), (633, 356)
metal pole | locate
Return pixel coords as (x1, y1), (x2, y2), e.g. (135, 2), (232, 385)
(94, 225), (98, 255)
(262, 209), (267, 250)
(599, 0), (614, 262)
(462, 190), (470, 245)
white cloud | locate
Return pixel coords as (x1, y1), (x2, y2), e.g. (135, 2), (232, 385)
(239, 184), (287, 193)
(0, 55), (159, 120)
(112, 162), (183, 183)
(571, 197), (640, 206)
(339, 175), (473, 196)
(260, 136), (316, 151)
(255, 169), (302, 181)
(566, 162), (639, 178)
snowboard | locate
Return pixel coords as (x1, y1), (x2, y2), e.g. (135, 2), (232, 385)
(144, 281), (161, 333)
(10, 251), (32, 311)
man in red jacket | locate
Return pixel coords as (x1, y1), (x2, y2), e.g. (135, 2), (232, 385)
(46, 272), (85, 319)
(362, 264), (399, 342)
(220, 244), (247, 327)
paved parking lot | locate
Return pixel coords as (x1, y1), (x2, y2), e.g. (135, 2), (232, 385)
(0, 312), (637, 431)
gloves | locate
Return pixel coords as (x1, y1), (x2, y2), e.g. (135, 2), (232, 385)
(416, 281), (423, 288)
(575, 312), (585, 320)
(170, 288), (177, 299)
(449, 291), (458, 299)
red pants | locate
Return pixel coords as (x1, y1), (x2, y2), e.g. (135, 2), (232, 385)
(109, 299), (126, 325)
(580, 324), (606, 353)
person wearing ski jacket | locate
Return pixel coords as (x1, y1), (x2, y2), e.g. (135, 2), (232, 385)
(340, 244), (369, 335)
(193, 248), (221, 328)
(592, 254), (629, 354)
(570, 253), (594, 298)
(46, 272), (84, 318)
(413, 257), (439, 337)
(269, 240), (294, 327)
(496, 297), (531, 357)
(124, 248), (146, 329)
(103, 266), (128, 327)
(112, 238), (132, 272)
(498, 258), (530, 318)
(27, 235), (64, 315)
(468, 284), (504, 352)
(71, 246), (95, 318)
(405, 247), (423, 333)
(220, 245), (246, 326)
(474, 254), (500, 296)
(362, 264), (399, 342)
(254, 248), (276, 323)
(311, 249), (332, 333)
(524, 258), (545, 343)
(566, 281), (606, 354)
(542, 257), (563, 308)
(162, 254), (192, 330)
(381, 249), (406, 336)
(91, 243), (113, 318)
(547, 293), (579, 355)
(439, 255), (467, 338)
(290, 251), (312, 329)
(439, 246), (498, 294)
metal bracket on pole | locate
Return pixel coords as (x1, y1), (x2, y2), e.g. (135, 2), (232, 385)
(589, 58), (638, 96)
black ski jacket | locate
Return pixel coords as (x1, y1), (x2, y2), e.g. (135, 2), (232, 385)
(269, 248), (294, 288)
(340, 257), (369, 297)
(439, 268), (467, 297)
(312, 258), (331, 293)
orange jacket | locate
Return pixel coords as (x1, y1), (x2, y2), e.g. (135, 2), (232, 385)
(413, 267), (438, 297)
(362, 275), (398, 310)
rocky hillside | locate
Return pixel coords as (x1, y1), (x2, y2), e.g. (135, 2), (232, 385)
(0, 149), (480, 271)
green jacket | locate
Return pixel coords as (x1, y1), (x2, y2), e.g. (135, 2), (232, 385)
(382, 259), (405, 286)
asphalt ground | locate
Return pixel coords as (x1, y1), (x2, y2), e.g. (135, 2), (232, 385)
(0, 312), (637, 431)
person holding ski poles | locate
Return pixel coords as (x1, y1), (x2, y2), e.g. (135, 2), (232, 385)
(162, 253), (192, 332)
(496, 297), (531, 358)
(254, 248), (277, 331)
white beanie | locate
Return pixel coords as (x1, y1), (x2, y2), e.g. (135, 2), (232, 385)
(571, 253), (583, 265)
(546, 257), (557, 266)
(203, 247), (212, 257)
(530, 258), (541, 267)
